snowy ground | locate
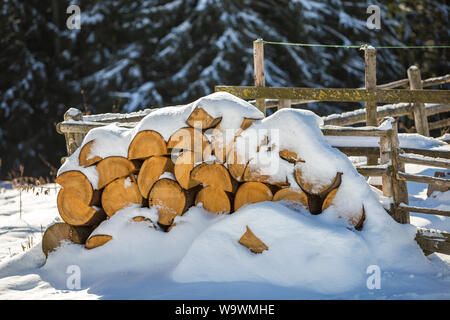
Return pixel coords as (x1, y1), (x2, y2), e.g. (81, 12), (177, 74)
(0, 160), (449, 299)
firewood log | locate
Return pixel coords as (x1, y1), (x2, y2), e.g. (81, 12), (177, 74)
(101, 176), (143, 216)
(173, 151), (201, 189)
(273, 187), (308, 209)
(55, 170), (94, 205)
(42, 222), (93, 257)
(137, 156), (174, 198)
(295, 170), (343, 215)
(57, 188), (106, 226)
(242, 165), (289, 186)
(96, 156), (138, 189)
(128, 130), (167, 160)
(322, 190), (365, 230)
(238, 226), (268, 254)
(186, 107), (221, 129)
(132, 216), (157, 228)
(85, 235), (113, 249)
(234, 182), (273, 211)
(279, 149), (305, 164)
(148, 178), (198, 231)
(79, 140), (102, 167)
(212, 118), (259, 163)
(227, 149), (248, 181)
(195, 186), (232, 214)
(190, 162), (237, 192)
(167, 127), (212, 157)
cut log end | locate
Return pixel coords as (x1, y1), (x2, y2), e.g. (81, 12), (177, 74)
(42, 223), (93, 258)
(55, 170), (93, 205)
(85, 235), (113, 249)
(195, 186), (231, 214)
(128, 130), (167, 160)
(238, 226), (268, 254)
(96, 156), (137, 189)
(273, 188), (308, 208)
(234, 182), (273, 211)
(149, 178), (187, 227)
(167, 127), (211, 157)
(186, 107), (221, 129)
(191, 162), (235, 192)
(174, 151), (201, 190)
(101, 176), (143, 216)
(137, 156), (174, 198)
(79, 140), (103, 167)
(279, 149), (305, 164)
(57, 188), (106, 226)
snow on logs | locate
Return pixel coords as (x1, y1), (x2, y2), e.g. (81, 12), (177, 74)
(50, 92), (370, 254)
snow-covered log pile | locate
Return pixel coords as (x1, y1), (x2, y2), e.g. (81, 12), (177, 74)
(45, 92), (371, 256)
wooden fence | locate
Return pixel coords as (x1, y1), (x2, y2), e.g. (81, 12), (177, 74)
(55, 39), (450, 256)
(217, 39), (450, 137)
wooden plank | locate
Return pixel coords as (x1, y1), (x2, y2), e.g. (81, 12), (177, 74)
(83, 109), (153, 123)
(415, 228), (450, 256)
(365, 47), (378, 126)
(321, 125), (390, 137)
(253, 39), (266, 114)
(334, 146), (380, 157)
(401, 148), (450, 159)
(278, 99), (292, 110)
(377, 78), (409, 90)
(380, 136), (393, 197)
(398, 153), (450, 169)
(323, 103), (411, 126)
(426, 103), (450, 116)
(408, 66), (429, 136)
(322, 103), (449, 126)
(397, 171), (450, 188)
(365, 47), (378, 166)
(356, 165), (388, 177)
(63, 109), (84, 156)
(422, 74), (450, 88)
(376, 74), (450, 90)
(214, 86), (450, 104)
(400, 205), (450, 217)
(57, 120), (136, 134)
(390, 121), (409, 223)
(429, 118), (450, 131)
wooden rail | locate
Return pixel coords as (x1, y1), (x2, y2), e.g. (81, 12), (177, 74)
(415, 228), (450, 256)
(215, 86), (450, 104)
(322, 103), (450, 126)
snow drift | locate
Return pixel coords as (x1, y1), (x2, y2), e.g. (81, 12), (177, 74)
(26, 92), (442, 295)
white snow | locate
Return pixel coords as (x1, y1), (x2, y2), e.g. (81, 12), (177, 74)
(0, 183), (449, 299)
(1, 94), (449, 299)
(325, 133), (447, 149)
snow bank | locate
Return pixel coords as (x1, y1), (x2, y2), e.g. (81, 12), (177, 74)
(40, 206), (224, 288)
(33, 93), (446, 296)
(172, 201), (431, 295)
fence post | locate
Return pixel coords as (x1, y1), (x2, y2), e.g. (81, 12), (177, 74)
(253, 38), (266, 115)
(278, 99), (291, 110)
(407, 66), (429, 136)
(379, 132), (393, 198)
(364, 46), (378, 165)
(63, 108), (84, 156)
(389, 120), (410, 224)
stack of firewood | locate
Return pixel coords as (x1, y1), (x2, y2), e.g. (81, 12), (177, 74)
(42, 105), (365, 258)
